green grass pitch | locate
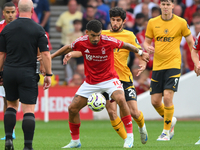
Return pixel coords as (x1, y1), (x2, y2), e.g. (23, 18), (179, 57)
(0, 120), (200, 150)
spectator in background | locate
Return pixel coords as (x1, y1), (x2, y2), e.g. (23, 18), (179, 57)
(173, 4), (183, 17)
(103, 0), (118, 8)
(97, 0), (110, 28)
(141, 3), (149, 19)
(182, 23), (200, 74)
(135, 69), (150, 95)
(117, 0), (135, 31)
(84, 0), (107, 29)
(190, 13), (200, 37)
(134, 0), (157, 18)
(81, 5), (96, 32)
(0, 0), (6, 20)
(56, 0), (82, 58)
(65, 19), (84, 84)
(173, 0), (186, 17)
(133, 13), (145, 35)
(151, 6), (161, 18)
(130, 0), (139, 9)
(76, 63), (85, 80)
(184, 0), (200, 25)
(68, 73), (83, 86)
(32, 0), (51, 33)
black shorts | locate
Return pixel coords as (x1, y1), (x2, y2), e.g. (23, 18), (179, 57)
(3, 66), (39, 104)
(102, 81), (137, 101)
(150, 69), (181, 95)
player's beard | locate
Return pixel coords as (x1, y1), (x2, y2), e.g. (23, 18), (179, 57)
(111, 23), (123, 32)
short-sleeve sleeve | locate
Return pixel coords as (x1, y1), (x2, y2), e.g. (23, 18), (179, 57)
(182, 19), (191, 37)
(71, 37), (82, 52)
(108, 36), (124, 49)
(145, 19), (154, 39)
(193, 33), (200, 51)
(38, 28), (49, 52)
(130, 33), (142, 49)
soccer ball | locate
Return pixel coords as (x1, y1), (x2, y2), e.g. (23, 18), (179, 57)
(87, 93), (106, 112)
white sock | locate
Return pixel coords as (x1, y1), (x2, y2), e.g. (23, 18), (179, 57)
(127, 133), (133, 138)
(71, 139), (80, 142)
(162, 129), (169, 135)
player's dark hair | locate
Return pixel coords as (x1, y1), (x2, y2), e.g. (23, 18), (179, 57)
(151, 7), (161, 14)
(109, 7), (126, 21)
(86, 20), (102, 33)
(160, 0), (174, 2)
(73, 19), (82, 24)
(135, 13), (145, 19)
(2, 2), (15, 10)
(193, 12), (200, 18)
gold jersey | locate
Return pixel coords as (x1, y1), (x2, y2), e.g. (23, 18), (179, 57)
(102, 29), (141, 82)
(145, 14), (191, 71)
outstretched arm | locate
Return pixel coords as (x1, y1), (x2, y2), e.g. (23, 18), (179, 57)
(63, 51), (82, 65)
(122, 42), (149, 62)
(143, 37), (154, 54)
(51, 44), (73, 59)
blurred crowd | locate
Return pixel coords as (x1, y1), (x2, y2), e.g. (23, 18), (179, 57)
(0, 0), (200, 95)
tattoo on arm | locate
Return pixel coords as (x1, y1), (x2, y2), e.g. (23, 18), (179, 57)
(122, 42), (139, 53)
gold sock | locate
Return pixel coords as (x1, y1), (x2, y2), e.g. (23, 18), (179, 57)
(155, 103), (164, 117)
(110, 116), (127, 140)
(164, 105), (174, 130)
(133, 111), (144, 128)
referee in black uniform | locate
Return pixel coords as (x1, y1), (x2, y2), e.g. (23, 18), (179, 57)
(0, 0), (52, 150)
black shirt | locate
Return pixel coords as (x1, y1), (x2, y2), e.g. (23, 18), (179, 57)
(0, 18), (49, 67)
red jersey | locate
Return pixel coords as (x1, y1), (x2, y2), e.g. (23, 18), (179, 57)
(71, 35), (124, 84)
(184, 35), (200, 71)
(0, 20), (7, 33)
(193, 33), (200, 51)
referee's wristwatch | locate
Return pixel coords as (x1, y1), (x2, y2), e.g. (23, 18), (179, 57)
(46, 73), (53, 76)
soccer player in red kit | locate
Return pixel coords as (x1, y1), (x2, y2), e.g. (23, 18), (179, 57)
(51, 20), (149, 148)
(191, 33), (200, 145)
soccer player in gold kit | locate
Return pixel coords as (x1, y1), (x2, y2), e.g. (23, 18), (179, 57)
(61, 7), (149, 147)
(143, 0), (194, 141)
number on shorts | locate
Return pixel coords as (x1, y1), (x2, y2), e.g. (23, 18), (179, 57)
(128, 89), (136, 97)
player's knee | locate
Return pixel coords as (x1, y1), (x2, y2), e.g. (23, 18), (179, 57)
(68, 104), (79, 115)
(130, 109), (140, 119)
(116, 96), (126, 107)
(151, 100), (160, 108)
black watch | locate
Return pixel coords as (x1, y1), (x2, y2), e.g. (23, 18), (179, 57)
(46, 73), (53, 76)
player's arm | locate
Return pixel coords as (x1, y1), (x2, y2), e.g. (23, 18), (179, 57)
(185, 34), (194, 52)
(191, 48), (200, 76)
(37, 48), (46, 76)
(136, 53), (148, 76)
(143, 37), (155, 54)
(122, 42), (149, 62)
(63, 51), (82, 65)
(51, 44), (73, 59)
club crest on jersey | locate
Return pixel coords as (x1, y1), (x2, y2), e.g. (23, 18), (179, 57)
(164, 29), (169, 34)
(101, 47), (105, 54)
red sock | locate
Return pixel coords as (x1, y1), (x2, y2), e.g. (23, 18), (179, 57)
(69, 122), (80, 140)
(121, 115), (133, 134)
